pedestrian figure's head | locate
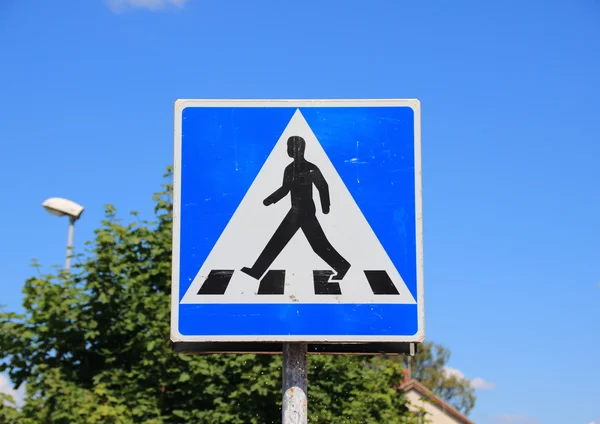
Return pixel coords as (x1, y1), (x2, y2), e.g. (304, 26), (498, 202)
(287, 136), (306, 159)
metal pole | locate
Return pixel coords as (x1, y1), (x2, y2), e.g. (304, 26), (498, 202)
(65, 217), (75, 272)
(282, 343), (307, 424)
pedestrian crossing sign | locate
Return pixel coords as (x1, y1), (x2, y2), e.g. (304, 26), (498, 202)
(171, 99), (423, 350)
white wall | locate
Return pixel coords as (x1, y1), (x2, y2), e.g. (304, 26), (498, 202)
(405, 389), (465, 424)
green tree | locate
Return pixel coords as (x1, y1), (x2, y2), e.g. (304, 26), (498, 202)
(0, 167), (469, 423)
(0, 392), (21, 424)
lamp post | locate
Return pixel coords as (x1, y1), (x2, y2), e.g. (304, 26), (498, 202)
(42, 197), (85, 273)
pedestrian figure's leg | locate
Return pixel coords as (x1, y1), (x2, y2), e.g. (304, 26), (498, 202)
(241, 210), (300, 280)
(301, 215), (351, 280)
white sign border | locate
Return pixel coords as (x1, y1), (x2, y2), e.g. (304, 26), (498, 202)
(170, 99), (424, 343)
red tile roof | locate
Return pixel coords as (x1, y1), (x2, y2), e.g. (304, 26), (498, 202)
(400, 379), (475, 424)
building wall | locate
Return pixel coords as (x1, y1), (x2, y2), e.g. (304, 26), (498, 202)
(405, 390), (465, 424)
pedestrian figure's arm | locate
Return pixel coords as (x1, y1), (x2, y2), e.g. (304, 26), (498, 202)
(264, 166), (292, 206)
(313, 168), (330, 214)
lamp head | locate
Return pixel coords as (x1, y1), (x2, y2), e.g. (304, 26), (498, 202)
(42, 198), (84, 220)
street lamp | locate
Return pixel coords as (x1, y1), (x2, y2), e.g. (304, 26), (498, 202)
(42, 197), (85, 272)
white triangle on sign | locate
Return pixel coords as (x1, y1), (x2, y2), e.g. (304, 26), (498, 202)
(181, 109), (416, 305)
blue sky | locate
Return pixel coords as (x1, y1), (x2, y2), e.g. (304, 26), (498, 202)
(1, 0), (599, 423)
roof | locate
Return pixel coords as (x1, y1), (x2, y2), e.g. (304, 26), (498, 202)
(400, 379), (474, 424)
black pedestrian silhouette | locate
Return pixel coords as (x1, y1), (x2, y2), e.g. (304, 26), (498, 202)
(241, 135), (351, 281)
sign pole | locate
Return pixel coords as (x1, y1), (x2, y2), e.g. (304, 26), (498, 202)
(282, 343), (308, 424)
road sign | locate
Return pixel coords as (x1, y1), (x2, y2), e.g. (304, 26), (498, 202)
(171, 99), (423, 351)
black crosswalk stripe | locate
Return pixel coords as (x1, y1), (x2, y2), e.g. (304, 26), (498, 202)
(197, 270), (234, 295)
(257, 270), (285, 295)
(363, 270), (400, 295)
(313, 270), (341, 295)
(197, 269), (401, 296)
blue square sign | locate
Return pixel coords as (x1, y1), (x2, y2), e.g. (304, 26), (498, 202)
(171, 99), (423, 347)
